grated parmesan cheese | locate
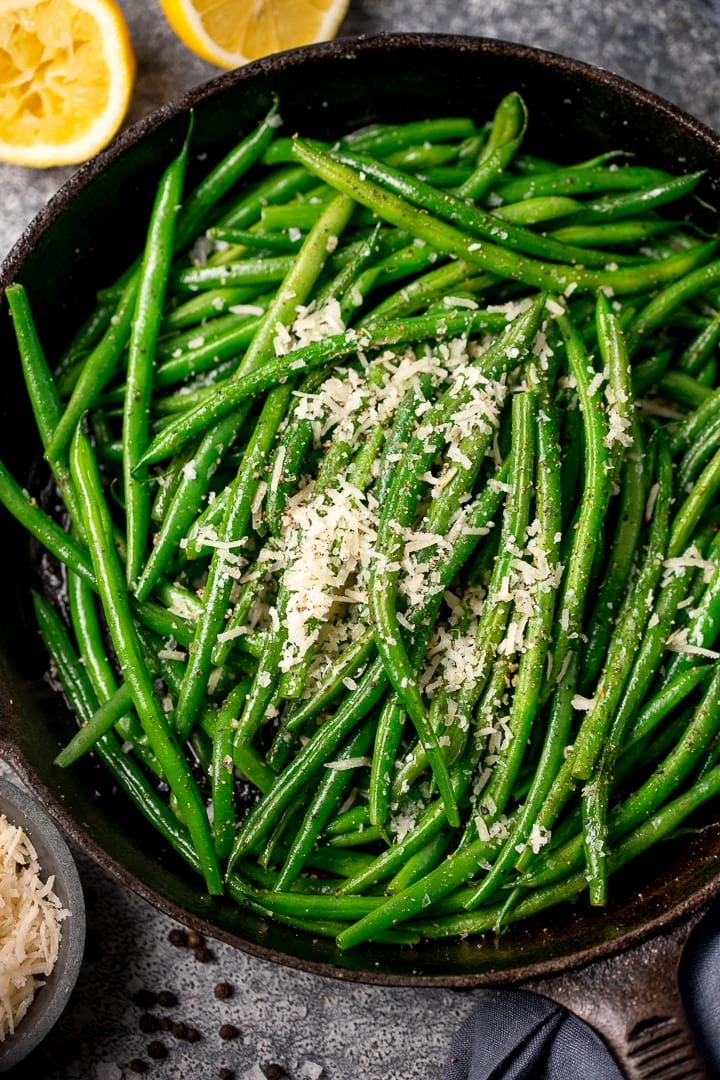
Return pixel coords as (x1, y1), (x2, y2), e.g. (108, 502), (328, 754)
(665, 627), (720, 660)
(0, 814), (69, 1042)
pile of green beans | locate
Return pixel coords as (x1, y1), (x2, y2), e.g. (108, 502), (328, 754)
(4, 92), (720, 947)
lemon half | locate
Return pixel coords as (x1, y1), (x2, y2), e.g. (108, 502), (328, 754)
(0, 0), (135, 167)
(159, 0), (350, 70)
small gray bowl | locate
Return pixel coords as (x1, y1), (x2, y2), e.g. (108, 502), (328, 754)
(0, 777), (85, 1074)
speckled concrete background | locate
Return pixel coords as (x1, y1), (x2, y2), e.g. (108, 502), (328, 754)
(1, 2), (720, 1078)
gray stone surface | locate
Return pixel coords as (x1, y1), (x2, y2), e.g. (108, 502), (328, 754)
(1, 2), (719, 1078)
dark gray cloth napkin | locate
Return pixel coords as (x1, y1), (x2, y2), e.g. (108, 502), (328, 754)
(444, 903), (720, 1078)
(691, 0), (720, 20)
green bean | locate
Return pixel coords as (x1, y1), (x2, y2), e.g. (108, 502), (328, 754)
(550, 219), (681, 247)
(274, 720), (375, 891)
(315, 223), (382, 309)
(174, 100), (282, 249)
(580, 415), (646, 692)
(660, 370), (713, 410)
(677, 409), (720, 492)
(468, 375), (561, 850)
(627, 259), (720, 354)
(135, 402), (252, 601)
(491, 165), (677, 204)
(47, 277), (140, 462)
(669, 384), (720, 456)
(464, 652), (577, 911)
(54, 683), (133, 767)
(68, 428), (222, 894)
(228, 874), (420, 943)
(362, 260), (493, 324)
(326, 146), (646, 270)
(324, 806), (371, 837)
(292, 141), (716, 297)
(215, 164), (317, 233)
(5, 290), (91, 570)
(54, 299), (115, 387)
(136, 308), (509, 467)
(626, 666), (713, 751)
(171, 255), (297, 294)
(495, 196), (580, 226)
(454, 92), (527, 201)
(259, 204), (325, 232)
(567, 173), (705, 225)
(124, 132), (190, 588)
(660, 537), (720, 687)
(546, 310), (612, 691)
(347, 118), (479, 158)
(668, 444), (720, 558)
(264, 368), (330, 537)
(67, 567), (142, 741)
(677, 309), (720, 375)
(34, 591), (205, 875)
(0, 461), (96, 587)
(160, 287), (260, 331)
(211, 685), (244, 858)
(207, 224), (304, 252)
(153, 314), (265, 386)
(571, 434), (672, 782)
(386, 831), (452, 894)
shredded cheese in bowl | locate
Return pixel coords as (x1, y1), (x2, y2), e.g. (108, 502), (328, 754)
(0, 813), (69, 1042)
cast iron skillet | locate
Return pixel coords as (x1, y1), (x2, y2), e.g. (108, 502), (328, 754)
(0, 34), (718, 1078)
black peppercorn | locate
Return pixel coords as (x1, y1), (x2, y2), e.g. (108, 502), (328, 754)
(214, 981), (233, 999)
(187, 930), (204, 948)
(262, 1065), (287, 1080)
(168, 928), (189, 948)
(139, 1013), (160, 1035)
(157, 990), (178, 1008)
(185, 1026), (202, 1043)
(128, 1060), (147, 1074)
(171, 1021), (189, 1041)
(132, 989), (157, 1010)
(218, 1023), (240, 1041)
(194, 945), (213, 963)
(218, 1069), (234, 1080)
(147, 1042), (167, 1061)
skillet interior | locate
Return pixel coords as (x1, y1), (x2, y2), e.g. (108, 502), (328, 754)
(1, 33), (720, 987)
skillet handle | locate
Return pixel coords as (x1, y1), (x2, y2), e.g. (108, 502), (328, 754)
(519, 910), (710, 1079)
